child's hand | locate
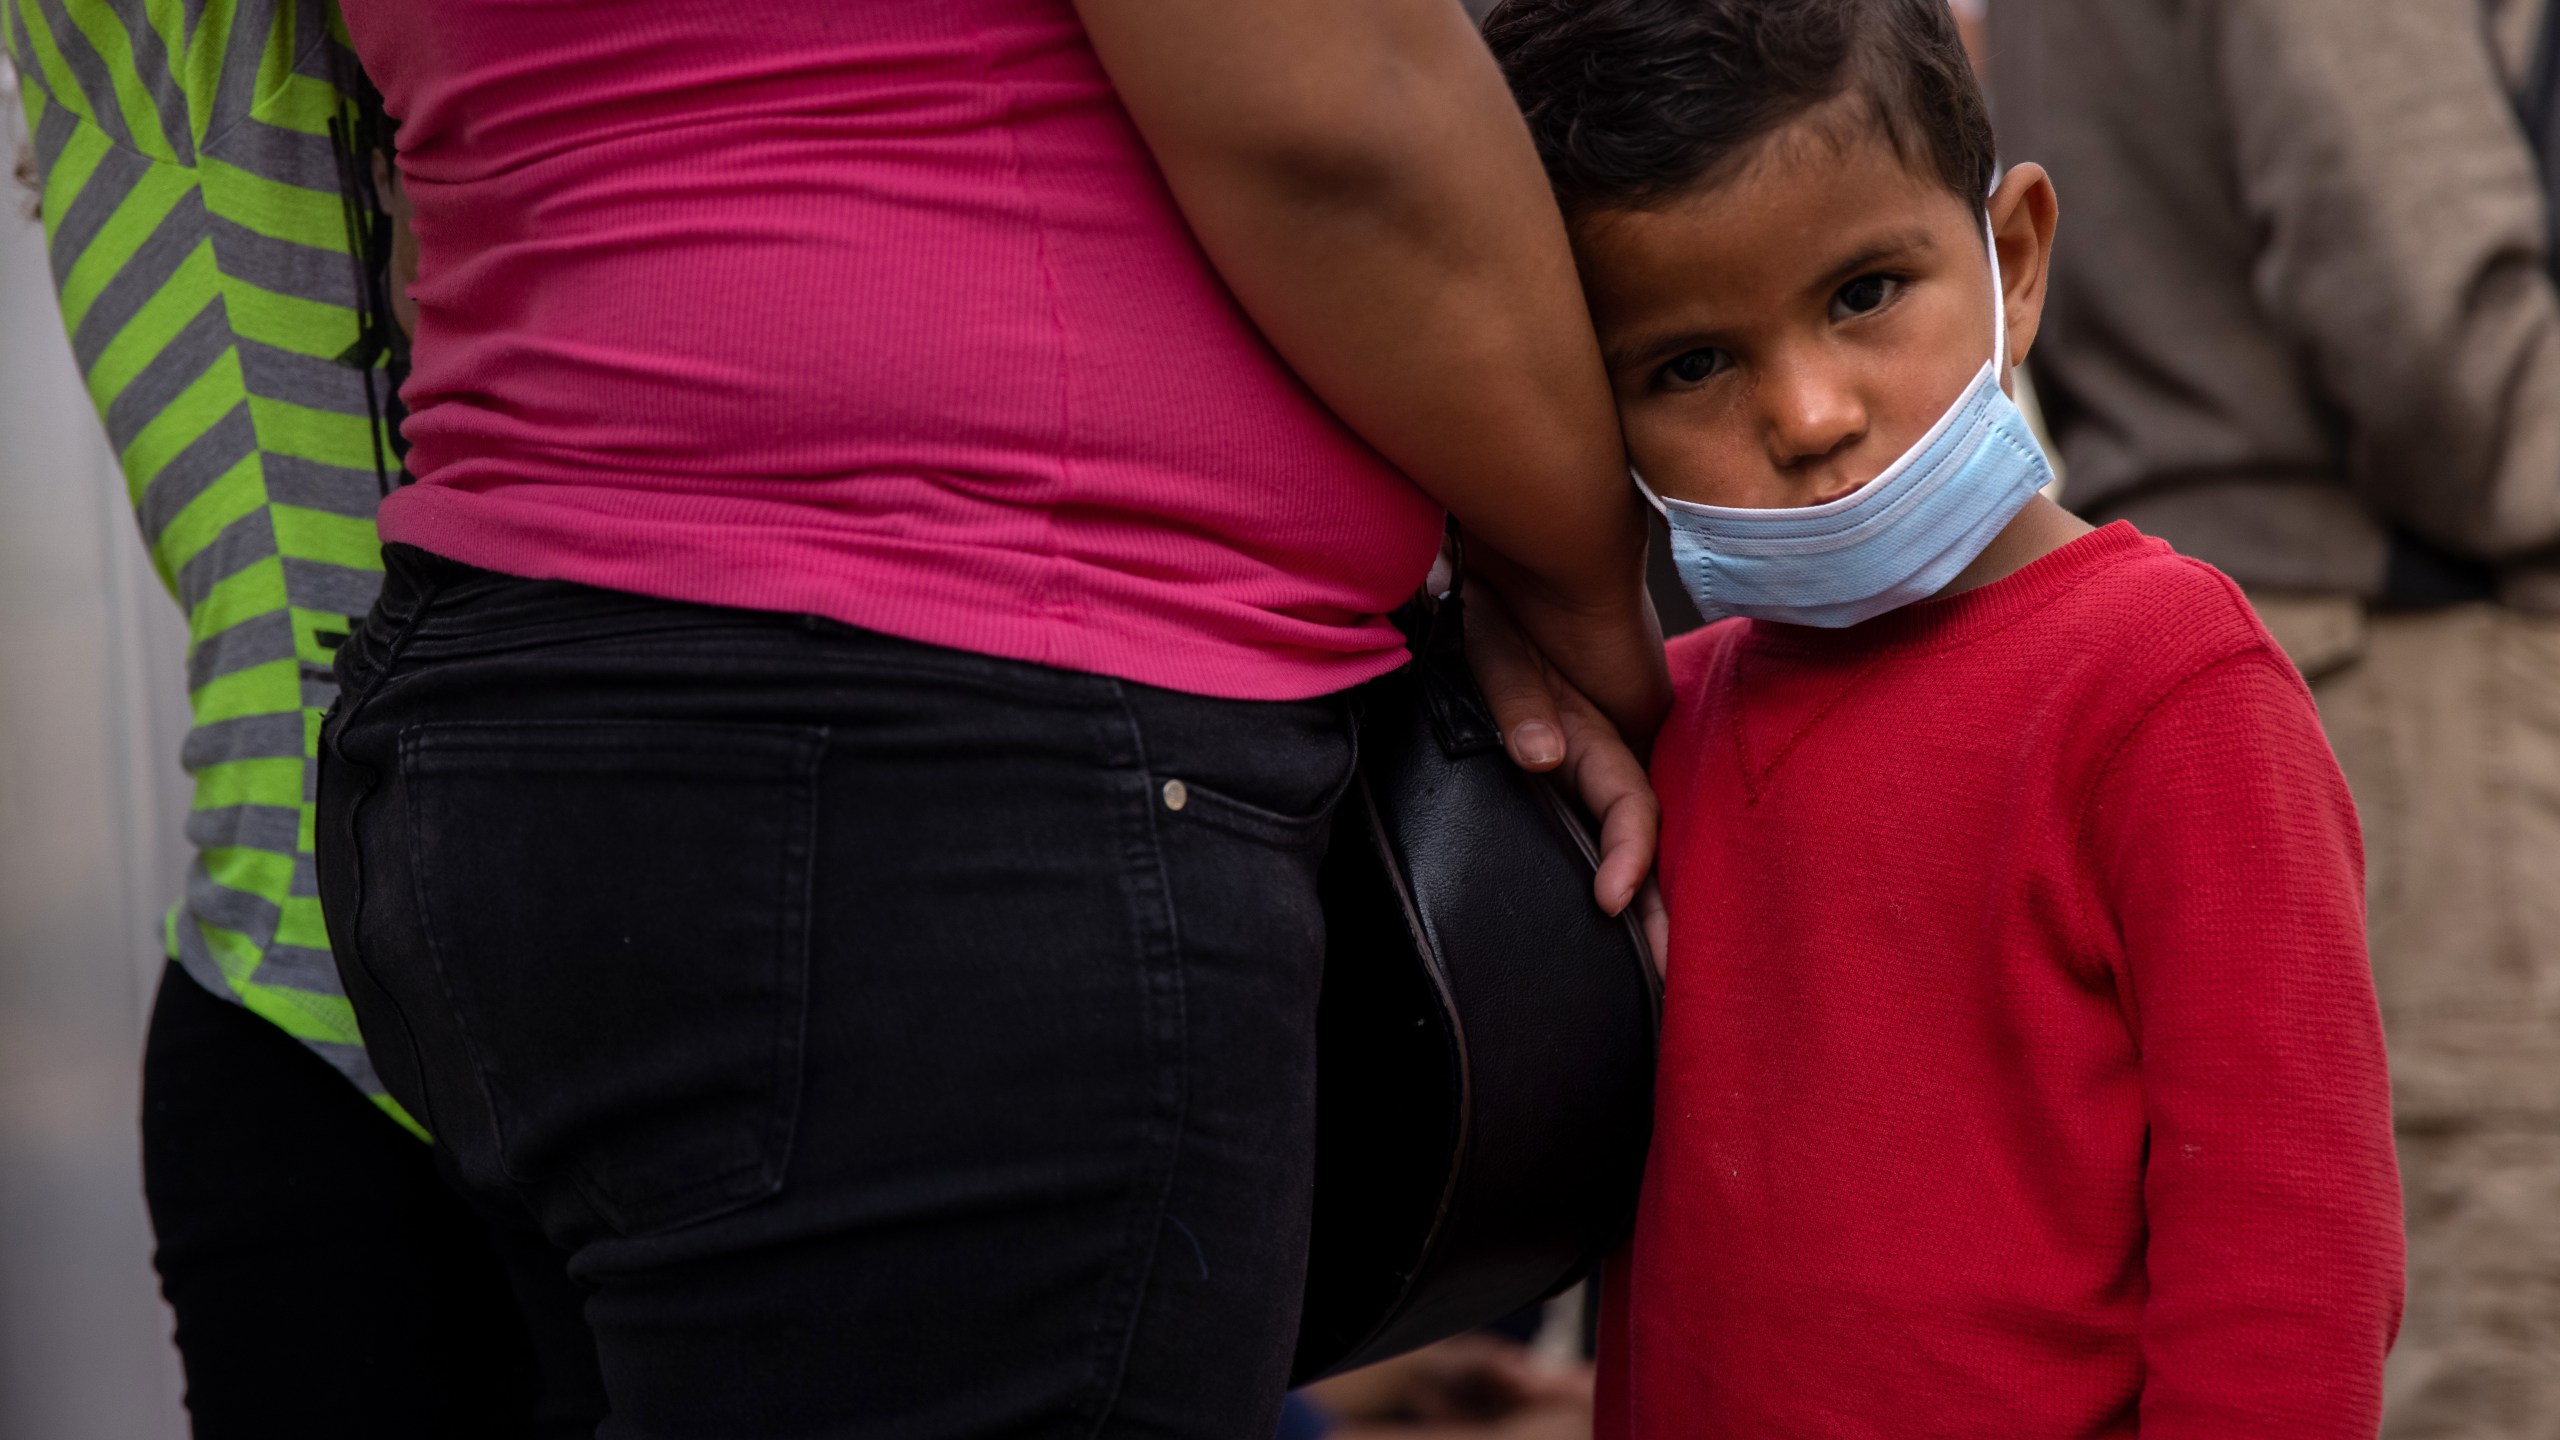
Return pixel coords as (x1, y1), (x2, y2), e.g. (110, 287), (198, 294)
(1462, 579), (1661, 924)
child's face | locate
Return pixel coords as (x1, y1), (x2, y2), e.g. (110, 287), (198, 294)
(1574, 102), (2056, 510)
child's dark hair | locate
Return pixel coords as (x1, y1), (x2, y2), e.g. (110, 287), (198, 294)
(1483, 0), (1995, 219)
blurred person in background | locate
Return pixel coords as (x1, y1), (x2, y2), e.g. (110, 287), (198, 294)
(1992, 0), (2560, 1428)
(4, 0), (595, 1433)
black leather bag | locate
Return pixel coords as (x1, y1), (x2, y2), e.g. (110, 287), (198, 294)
(1291, 583), (1663, 1383)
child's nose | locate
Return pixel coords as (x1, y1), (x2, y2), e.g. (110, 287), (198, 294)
(1759, 358), (1867, 484)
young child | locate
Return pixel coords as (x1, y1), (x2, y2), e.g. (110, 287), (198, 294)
(1483, 0), (2404, 1433)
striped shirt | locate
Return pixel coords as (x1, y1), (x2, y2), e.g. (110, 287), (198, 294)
(7, 0), (410, 1129)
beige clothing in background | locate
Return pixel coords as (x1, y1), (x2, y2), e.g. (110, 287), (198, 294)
(1993, 0), (2560, 593)
(2306, 607), (2560, 1434)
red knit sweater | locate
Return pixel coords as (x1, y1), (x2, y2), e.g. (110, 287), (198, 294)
(1599, 524), (2402, 1438)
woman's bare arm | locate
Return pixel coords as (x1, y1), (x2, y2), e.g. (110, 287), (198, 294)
(1070, 0), (1669, 744)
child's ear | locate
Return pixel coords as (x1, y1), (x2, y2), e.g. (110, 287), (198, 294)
(1988, 163), (2058, 369)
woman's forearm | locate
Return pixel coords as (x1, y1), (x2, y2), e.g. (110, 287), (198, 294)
(1071, 0), (1667, 739)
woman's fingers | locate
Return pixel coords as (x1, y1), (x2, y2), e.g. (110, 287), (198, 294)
(1463, 581), (1569, 771)
(1562, 699), (1658, 916)
(1637, 878), (1670, 978)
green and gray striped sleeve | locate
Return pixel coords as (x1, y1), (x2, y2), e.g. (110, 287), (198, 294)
(8, 0), (417, 1134)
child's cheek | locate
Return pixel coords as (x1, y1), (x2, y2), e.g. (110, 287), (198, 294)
(1625, 404), (1765, 510)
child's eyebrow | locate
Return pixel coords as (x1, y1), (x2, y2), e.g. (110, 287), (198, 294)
(1808, 227), (1940, 292)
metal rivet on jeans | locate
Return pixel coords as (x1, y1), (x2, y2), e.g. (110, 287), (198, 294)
(1162, 779), (1188, 811)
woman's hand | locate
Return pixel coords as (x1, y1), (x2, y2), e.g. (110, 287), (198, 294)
(1068, 0), (1670, 744)
(1464, 580), (1669, 966)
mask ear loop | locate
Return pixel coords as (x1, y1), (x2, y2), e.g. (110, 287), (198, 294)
(1629, 466), (1671, 519)
(1985, 216), (2008, 376)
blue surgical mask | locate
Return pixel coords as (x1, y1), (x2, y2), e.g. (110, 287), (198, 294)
(1636, 224), (2055, 629)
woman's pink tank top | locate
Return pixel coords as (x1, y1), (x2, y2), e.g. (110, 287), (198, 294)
(342, 0), (1442, 699)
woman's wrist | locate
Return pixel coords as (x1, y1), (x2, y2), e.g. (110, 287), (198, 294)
(1469, 548), (1669, 752)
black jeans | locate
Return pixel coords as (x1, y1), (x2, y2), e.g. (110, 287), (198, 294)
(141, 961), (603, 1439)
(316, 546), (1356, 1439)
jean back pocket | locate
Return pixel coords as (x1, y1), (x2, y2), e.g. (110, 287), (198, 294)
(402, 720), (823, 1236)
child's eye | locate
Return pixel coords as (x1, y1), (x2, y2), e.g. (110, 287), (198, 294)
(1661, 348), (1729, 387)
(1830, 274), (1900, 321)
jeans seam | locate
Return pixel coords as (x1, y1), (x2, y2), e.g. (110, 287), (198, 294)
(760, 727), (825, 1210)
(400, 609), (1124, 707)
(324, 570), (449, 1141)
(397, 727), (523, 1177)
(1078, 678), (1194, 1436)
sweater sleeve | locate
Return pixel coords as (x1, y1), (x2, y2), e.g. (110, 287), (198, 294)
(2085, 648), (2402, 1437)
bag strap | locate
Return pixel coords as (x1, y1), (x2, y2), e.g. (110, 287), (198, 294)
(1392, 523), (1505, 759)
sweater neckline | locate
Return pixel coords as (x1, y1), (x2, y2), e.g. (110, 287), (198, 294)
(1738, 521), (2157, 660)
